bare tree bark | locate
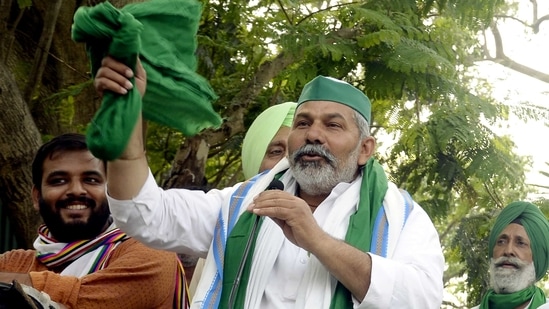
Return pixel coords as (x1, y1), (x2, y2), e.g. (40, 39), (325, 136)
(0, 0), (12, 61)
(49, 1), (100, 129)
(161, 137), (209, 189)
(23, 0), (64, 103)
(0, 62), (43, 248)
(22, 0), (101, 135)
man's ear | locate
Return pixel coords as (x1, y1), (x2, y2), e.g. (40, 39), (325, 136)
(357, 136), (376, 166)
(31, 186), (40, 211)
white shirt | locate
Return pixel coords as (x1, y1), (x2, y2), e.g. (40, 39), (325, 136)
(108, 168), (444, 308)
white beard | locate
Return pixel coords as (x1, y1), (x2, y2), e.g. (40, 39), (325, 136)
(489, 256), (536, 294)
(290, 143), (361, 196)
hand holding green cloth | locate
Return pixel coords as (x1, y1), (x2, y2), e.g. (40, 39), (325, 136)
(72, 0), (222, 160)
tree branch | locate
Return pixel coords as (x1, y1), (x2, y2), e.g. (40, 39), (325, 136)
(201, 50), (297, 146)
(532, 14), (549, 33)
(493, 14), (531, 27)
(23, 0), (64, 104)
(489, 22), (505, 59)
(482, 22), (549, 83)
(296, 2), (362, 26)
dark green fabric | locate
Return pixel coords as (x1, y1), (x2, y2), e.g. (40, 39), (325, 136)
(329, 158), (388, 309)
(220, 171), (285, 308)
(488, 201), (549, 281)
(218, 211), (262, 309)
(72, 0), (221, 160)
(221, 159), (388, 308)
(297, 76), (371, 123)
(479, 285), (546, 309)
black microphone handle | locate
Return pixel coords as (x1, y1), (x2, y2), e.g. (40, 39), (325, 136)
(267, 179), (284, 191)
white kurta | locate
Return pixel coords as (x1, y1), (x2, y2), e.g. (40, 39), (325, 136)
(108, 163), (444, 309)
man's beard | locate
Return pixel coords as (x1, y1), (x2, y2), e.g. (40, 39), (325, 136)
(289, 143), (361, 195)
(39, 196), (111, 243)
(489, 256), (536, 294)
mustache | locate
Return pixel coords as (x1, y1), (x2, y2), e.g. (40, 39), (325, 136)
(493, 256), (528, 269)
(56, 196), (96, 209)
(291, 144), (336, 167)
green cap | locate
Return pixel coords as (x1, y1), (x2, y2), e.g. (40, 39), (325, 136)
(297, 76), (371, 123)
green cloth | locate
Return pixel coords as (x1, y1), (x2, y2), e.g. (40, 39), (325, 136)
(297, 76), (371, 124)
(72, 0), (222, 160)
(330, 158), (388, 309)
(220, 158), (388, 308)
(488, 201), (549, 281)
(241, 102), (296, 179)
(479, 285), (546, 309)
(219, 210), (263, 309)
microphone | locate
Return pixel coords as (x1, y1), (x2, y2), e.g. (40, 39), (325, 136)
(228, 179), (284, 308)
(266, 179), (284, 191)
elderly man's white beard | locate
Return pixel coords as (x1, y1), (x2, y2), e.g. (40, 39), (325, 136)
(290, 143), (361, 196)
(489, 256), (536, 294)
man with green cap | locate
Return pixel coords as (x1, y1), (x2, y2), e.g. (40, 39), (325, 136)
(94, 58), (444, 308)
(474, 201), (549, 309)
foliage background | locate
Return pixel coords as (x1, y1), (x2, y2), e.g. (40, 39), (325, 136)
(1, 0), (549, 307)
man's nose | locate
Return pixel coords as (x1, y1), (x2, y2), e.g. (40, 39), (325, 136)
(305, 123), (325, 144)
(502, 242), (516, 257)
(67, 180), (86, 196)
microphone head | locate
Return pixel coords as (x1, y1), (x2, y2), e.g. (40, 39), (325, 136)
(267, 179), (284, 191)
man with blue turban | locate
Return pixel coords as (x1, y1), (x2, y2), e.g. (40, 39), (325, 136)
(475, 201), (549, 309)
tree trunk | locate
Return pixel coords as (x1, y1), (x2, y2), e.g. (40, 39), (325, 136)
(29, 0), (99, 135)
(0, 62), (43, 248)
(161, 136), (209, 189)
(0, 0), (12, 62)
(23, 0), (63, 103)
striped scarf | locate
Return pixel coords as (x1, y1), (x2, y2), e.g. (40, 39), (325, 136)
(35, 224), (189, 309)
(36, 224), (129, 272)
(201, 172), (265, 308)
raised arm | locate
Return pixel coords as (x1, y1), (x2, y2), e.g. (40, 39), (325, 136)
(94, 56), (149, 199)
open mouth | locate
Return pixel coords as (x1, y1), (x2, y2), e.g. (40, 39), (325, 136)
(299, 153), (325, 161)
(57, 197), (95, 214)
(496, 261), (519, 269)
(64, 204), (89, 210)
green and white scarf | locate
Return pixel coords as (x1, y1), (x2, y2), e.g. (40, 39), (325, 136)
(193, 157), (398, 308)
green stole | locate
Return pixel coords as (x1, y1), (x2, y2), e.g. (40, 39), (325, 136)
(72, 0), (221, 161)
(479, 286), (546, 309)
(218, 158), (388, 308)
